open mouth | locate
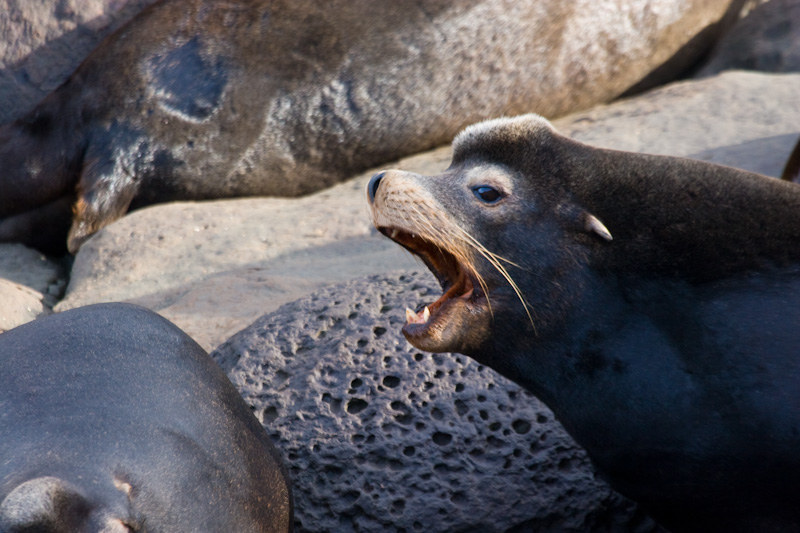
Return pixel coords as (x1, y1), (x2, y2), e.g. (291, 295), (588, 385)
(377, 226), (487, 337)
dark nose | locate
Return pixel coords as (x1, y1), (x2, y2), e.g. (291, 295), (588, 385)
(367, 171), (385, 203)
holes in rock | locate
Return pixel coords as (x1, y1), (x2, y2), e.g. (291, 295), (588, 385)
(414, 353), (424, 362)
(391, 499), (406, 514)
(477, 395), (487, 402)
(487, 435), (505, 448)
(431, 407), (444, 421)
(342, 490), (360, 504)
(488, 422), (501, 432)
(321, 393), (343, 414)
(433, 354), (445, 366)
(454, 400), (468, 416)
(373, 326), (387, 337)
(432, 432), (453, 446)
(346, 398), (369, 415)
(479, 410), (488, 420)
(316, 330), (327, 339)
(261, 405), (278, 424)
(503, 459), (513, 469)
(434, 370), (444, 379)
(390, 401), (413, 425)
(348, 312), (358, 319)
(415, 422), (426, 431)
(351, 378), (364, 389)
(380, 305), (392, 313)
(451, 492), (468, 505)
(537, 414), (549, 424)
(357, 339), (368, 348)
(352, 434), (365, 444)
(455, 383), (464, 393)
(403, 446), (416, 457)
(383, 375), (401, 388)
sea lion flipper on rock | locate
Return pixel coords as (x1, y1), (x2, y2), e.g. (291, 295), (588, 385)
(368, 113), (800, 532)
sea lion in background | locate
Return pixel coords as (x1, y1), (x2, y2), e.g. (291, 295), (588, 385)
(0, 303), (293, 532)
(0, 0), (744, 254)
(368, 114), (800, 532)
(782, 137), (800, 182)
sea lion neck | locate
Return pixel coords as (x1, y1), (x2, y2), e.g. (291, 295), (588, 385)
(569, 146), (800, 283)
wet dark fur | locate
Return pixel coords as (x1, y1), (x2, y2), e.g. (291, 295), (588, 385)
(0, 303), (292, 532)
(382, 116), (800, 532)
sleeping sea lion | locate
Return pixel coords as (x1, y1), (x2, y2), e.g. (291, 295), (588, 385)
(0, 0), (743, 254)
(367, 114), (800, 532)
(0, 303), (293, 532)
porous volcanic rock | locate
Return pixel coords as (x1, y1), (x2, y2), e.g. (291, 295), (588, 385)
(213, 272), (660, 533)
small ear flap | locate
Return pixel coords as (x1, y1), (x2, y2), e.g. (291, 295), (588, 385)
(585, 213), (613, 241)
(0, 476), (91, 532)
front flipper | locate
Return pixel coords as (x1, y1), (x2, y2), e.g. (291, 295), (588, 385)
(67, 127), (148, 253)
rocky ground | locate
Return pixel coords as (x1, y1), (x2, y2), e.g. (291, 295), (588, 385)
(1, 0), (799, 531)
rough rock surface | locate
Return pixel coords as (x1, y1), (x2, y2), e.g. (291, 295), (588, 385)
(698, 0), (800, 75)
(213, 272), (660, 533)
(0, 0), (157, 124)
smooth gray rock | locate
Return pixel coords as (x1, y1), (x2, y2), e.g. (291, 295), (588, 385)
(213, 272), (660, 533)
(0, 279), (45, 333)
(554, 70), (800, 177)
(0, 0), (157, 124)
(0, 243), (66, 331)
(698, 0), (800, 76)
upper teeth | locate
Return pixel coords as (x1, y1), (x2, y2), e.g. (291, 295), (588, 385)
(390, 229), (399, 239)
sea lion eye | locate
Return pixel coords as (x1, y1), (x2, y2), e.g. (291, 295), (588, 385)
(472, 185), (502, 204)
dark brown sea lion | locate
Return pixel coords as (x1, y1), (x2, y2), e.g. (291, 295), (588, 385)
(367, 114), (800, 532)
(0, 302), (293, 532)
(0, 0), (744, 254)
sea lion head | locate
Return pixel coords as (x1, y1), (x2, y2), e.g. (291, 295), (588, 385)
(367, 114), (615, 378)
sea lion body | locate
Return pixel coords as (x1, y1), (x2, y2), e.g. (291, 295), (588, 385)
(0, 0), (742, 253)
(0, 303), (292, 532)
(368, 114), (800, 532)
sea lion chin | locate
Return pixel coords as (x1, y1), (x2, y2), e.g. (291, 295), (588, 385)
(368, 113), (800, 532)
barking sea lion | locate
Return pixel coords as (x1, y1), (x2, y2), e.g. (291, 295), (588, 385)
(0, 303), (293, 532)
(368, 114), (800, 532)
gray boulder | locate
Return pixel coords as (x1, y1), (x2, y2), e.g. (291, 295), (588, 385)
(0, 0), (157, 124)
(698, 0), (800, 76)
(213, 272), (661, 533)
(0, 243), (66, 331)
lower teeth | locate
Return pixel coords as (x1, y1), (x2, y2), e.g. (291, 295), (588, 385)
(405, 306), (431, 325)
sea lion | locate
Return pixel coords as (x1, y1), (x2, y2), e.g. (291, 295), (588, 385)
(0, 0), (743, 254)
(0, 303), (293, 532)
(367, 114), (800, 532)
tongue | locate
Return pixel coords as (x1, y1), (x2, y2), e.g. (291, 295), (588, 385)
(405, 306), (431, 325)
